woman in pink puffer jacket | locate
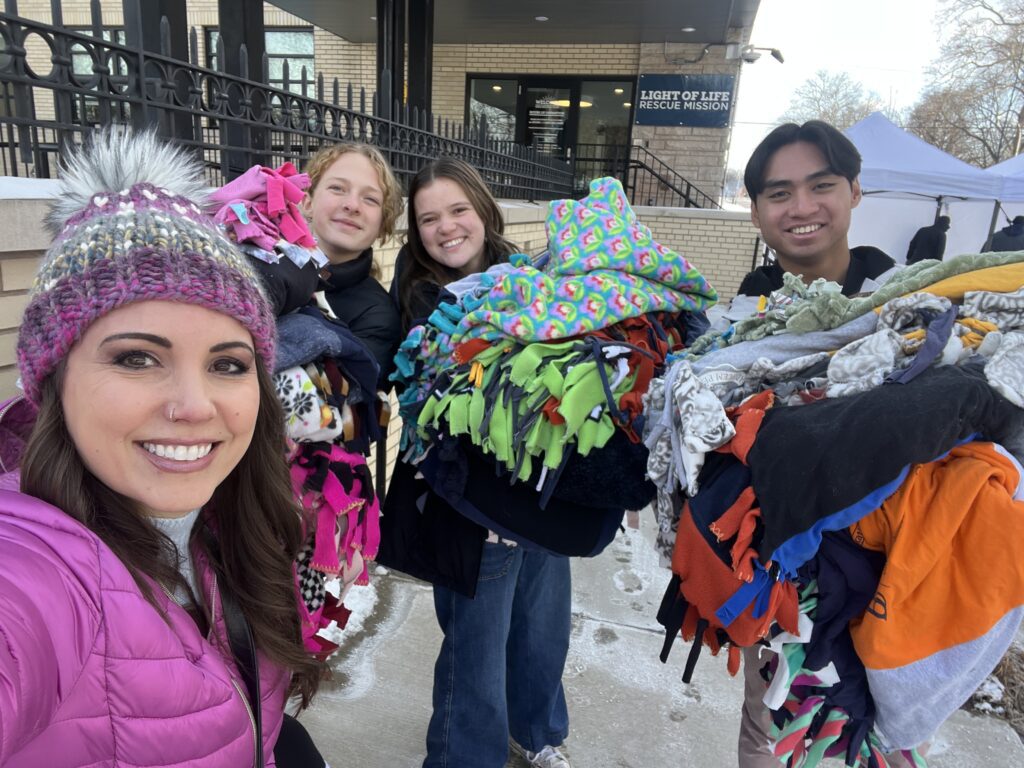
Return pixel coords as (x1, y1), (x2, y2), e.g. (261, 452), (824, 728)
(0, 129), (325, 767)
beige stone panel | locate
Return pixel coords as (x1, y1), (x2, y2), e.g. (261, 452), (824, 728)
(0, 256), (43, 292)
(0, 331), (17, 368)
(0, 294), (30, 332)
(0, 365), (19, 401)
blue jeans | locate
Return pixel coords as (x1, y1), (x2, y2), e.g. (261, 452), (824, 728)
(423, 542), (571, 768)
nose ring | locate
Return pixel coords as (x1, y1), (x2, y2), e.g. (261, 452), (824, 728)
(168, 405), (177, 421)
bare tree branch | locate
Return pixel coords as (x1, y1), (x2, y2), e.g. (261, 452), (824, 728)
(779, 70), (894, 130)
(908, 0), (1024, 165)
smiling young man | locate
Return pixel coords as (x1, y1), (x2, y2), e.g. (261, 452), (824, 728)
(735, 122), (908, 768)
(738, 120), (895, 299)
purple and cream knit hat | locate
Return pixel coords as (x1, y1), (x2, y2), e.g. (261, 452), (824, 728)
(16, 128), (276, 404)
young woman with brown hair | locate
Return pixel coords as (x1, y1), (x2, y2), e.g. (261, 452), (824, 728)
(381, 157), (573, 768)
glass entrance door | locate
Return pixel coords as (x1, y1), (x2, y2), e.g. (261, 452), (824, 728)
(466, 75), (636, 193)
(518, 79), (579, 162)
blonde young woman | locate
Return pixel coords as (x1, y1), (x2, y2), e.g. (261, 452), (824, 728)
(301, 142), (405, 383)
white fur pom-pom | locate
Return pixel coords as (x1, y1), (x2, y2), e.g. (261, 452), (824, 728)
(45, 126), (210, 234)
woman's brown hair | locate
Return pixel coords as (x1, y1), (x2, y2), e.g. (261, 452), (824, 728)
(398, 157), (518, 330)
(20, 359), (324, 707)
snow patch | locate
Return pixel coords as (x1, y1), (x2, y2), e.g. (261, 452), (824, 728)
(317, 578), (380, 649)
(971, 675), (1006, 716)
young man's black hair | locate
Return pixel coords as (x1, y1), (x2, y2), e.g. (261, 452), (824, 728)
(736, 119), (894, 299)
(743, 120), (862, 201)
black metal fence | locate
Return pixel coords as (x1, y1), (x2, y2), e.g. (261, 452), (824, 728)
(575, 143), (720, 209)
(0, 1), (574, 200)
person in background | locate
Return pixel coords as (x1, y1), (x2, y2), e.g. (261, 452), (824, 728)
(906, 215), (950, 264)
(982, 214), (1024, 252)
(380, 157), (573, 768)
(0, 129), (329, 767)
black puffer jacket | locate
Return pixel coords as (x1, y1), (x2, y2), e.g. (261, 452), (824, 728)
(321, 249), (402, 386)
(388, 244), (443, 335)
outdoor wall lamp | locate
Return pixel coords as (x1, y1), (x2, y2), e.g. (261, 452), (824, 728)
(730, 44), (785, 64)
(667, 41), (784, 65)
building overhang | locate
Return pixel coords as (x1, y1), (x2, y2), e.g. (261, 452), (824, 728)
(269, 0), (760, 45)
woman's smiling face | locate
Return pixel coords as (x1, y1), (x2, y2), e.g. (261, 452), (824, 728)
(413, 178), (488, 276)
(60, 300), (260, 518)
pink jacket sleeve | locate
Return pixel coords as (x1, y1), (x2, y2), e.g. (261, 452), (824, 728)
(0, 523), (100, 762)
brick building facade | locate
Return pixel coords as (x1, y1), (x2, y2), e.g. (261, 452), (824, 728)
(17, 0), (753, 197)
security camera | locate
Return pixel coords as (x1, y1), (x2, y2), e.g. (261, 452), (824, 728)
(724, 44), (784, 65)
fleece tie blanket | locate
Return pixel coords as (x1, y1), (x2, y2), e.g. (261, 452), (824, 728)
(210, 161), (319, 257)
(393, 178), (718, 462)
(746, 363), (1024, 578)
(455, 177), (717, 343)
(686, 252), (1024, 357)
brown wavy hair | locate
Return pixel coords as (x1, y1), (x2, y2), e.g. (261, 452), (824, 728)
(398, 157), (517, 329)
(20, 359), (324, 707)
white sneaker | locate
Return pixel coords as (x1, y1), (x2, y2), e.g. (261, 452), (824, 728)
(510, 740), (571, 768)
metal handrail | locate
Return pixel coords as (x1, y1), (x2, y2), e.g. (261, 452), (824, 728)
(573, 142), (719, 209)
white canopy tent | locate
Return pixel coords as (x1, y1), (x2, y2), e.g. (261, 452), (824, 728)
(843, 112), (1011, 261)
(990, 151), (1024, 191)
(986, 153), (1024, 234)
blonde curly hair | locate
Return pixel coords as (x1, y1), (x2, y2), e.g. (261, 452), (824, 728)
(304, 142), (404, 243)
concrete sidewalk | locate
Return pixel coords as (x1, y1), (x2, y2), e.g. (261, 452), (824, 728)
(298, 516), (1024, 767)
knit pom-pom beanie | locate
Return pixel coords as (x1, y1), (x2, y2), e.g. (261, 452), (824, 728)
(16, 127), (276, 404)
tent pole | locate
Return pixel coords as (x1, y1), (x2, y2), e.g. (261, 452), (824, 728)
(985, 200), (1002, 250)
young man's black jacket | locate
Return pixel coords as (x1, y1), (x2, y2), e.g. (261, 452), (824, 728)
(737, 246), (894, 298)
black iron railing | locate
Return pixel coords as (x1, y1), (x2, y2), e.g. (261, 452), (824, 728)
(0, 1), (573, 200)
(574, 143), (720, 209)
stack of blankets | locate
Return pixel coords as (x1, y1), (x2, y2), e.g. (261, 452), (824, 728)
(392, 177), (717, 555)
(212, 163), (385, 660)
(648, 251), (1024, 766)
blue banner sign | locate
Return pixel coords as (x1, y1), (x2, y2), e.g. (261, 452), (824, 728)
(634, 74), (735, 128)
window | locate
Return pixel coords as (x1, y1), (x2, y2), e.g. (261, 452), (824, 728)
(468, 78), (517, 141)
(69, 27), (127, 77)
(206, 28), (315, 97)
(68, 27), (129, 124)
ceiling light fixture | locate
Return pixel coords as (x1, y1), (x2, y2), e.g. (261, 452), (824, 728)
(535, 16), (549, 22)
(492, 85), (502, 92)
(614, 87), (624, 95)
(549, 98), (593, 108)
(623, 102), (632, 108)
(681, 26), (696, 32)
